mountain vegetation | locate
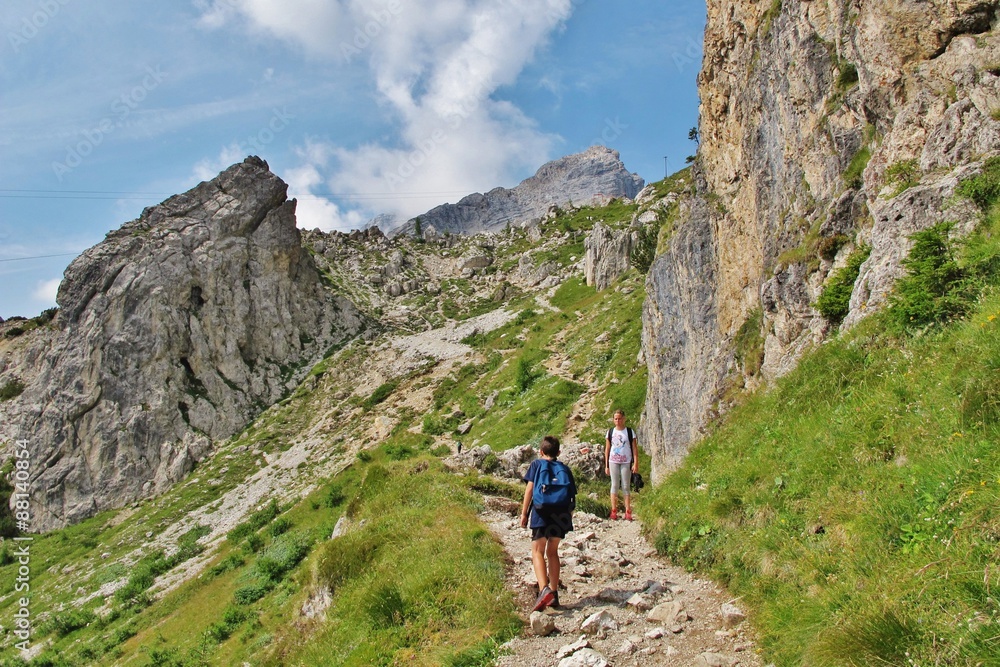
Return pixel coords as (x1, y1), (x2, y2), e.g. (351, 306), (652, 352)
(0, 174), (668, 666)
(645, 165), (1000, 666)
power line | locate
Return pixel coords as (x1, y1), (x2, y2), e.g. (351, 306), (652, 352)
(0, 253), (80, 263)
(0, 188), (472, 201)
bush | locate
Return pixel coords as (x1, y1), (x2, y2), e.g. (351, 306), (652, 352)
(227, 500), (281, 544)
(33, 307), (57, 326)
(836, 61), (859, 89)
(114, 547), (187, 607)
(268, 517), (292, 537)
(480, 452), (499, 474)
(422, 413), (457, 436)
(816, 244), (871, 324)
(887, 223), (975, 333)
(514, 358), (534, 393)
(233, 579), (271, 605)
(363, 381), (398, 410)
(324, 483), (347, 508)
(0, 379), (25, 402)
(956, 156), (1000, 209)
(50, 609), (96, 637)
(384, 443), (414, 461)
(209, 553), (245, 576)
(242, 534), (264, 553)
(884, 159), (920, 196)
(734, 308), (765, 374)
(630, 223), (658, 274)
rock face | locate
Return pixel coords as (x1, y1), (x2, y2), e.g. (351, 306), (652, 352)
(642, 0), (1000, 481)
(393, 146), (644, 237)
(585, 222), (636, 291)
(14, 157), (365, 531)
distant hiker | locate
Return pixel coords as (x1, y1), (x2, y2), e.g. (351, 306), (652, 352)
(521, 435), (577, 611)
(604, 409), (639, 521)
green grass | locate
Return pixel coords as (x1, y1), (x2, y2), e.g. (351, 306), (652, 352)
(0, 193), (661, 665)
(843, 145), (871, 190)
(417, 269), (647, 452)
(645, 300), (1000, 665)
(643, 196), (1000, 665)
(643, 167), (692, 202)
(258, 458), (519, 666)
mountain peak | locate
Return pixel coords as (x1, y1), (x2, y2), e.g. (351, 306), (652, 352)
(391, 145), (644, 237)
(12, 156), (365, 531)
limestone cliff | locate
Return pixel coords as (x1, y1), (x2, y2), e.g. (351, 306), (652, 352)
(10, 157), (365, 531)
(642, 0), (1000, 480)
(392, 146), (644, 237)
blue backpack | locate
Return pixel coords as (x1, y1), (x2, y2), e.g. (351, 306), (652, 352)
(532, 460), (575, 511)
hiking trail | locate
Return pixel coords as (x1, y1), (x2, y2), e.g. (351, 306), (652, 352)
(479, 498), (766, 667)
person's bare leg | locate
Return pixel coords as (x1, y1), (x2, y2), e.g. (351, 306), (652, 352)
(545, 537), (561, 592)
(531, 538), (549, 590)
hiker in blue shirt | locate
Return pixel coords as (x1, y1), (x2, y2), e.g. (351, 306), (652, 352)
(520, 435), (577, 612)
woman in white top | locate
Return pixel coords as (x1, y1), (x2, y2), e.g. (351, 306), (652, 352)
(604, 409), (639, 520)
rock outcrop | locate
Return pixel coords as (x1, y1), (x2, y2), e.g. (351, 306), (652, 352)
(585, 222), (636, 291)
(12, 157), (365, 531)
(642, 0), (1000, 481)
(392, 146), (644, 237)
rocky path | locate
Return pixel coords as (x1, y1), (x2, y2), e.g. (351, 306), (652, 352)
(480, 498), (764, 667)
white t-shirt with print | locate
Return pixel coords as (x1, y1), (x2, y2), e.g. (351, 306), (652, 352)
(608, 427), (633, 465)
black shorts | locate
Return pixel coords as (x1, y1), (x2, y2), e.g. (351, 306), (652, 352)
(531, 525), (568, 540)
(530, 505), (573, 540)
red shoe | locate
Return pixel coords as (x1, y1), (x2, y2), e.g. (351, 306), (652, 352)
(625, 510), (633, 521)
(532, 586), (555, 612)
(610, 509), (618, 520)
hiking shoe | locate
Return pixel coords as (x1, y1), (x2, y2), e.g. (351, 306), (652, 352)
(610, 509), (618, 520)
(551, 591), (560, 608)
(532, 586), (555, 612)
(625, 510), (633, 521)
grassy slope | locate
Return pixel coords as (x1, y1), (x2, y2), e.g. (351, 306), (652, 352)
(0, 183), (672, 666)
(644, 186), (1000, 665)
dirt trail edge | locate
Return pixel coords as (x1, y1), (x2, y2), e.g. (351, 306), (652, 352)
(480, 499), (766, 667)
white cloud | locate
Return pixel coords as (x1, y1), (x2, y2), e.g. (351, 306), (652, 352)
(200, 0), (573, 223)
(198, 0), (352, 55)
(192, 143), (248, 182)
(285, 157), (367, 232)
(33, 278), (60, 306)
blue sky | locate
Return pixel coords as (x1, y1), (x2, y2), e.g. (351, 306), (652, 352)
(0, 0), (705, 319)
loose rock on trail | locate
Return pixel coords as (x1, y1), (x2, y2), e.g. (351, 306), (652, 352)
(480, 498), (764, 667)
